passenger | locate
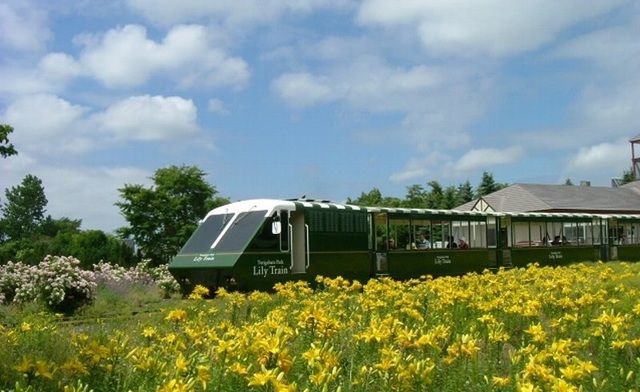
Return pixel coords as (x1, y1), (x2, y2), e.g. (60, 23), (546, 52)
(458, 237), (469, 249)
(551, 236), (561, 246)
(388, 238), (396, 250)
(417, 233), (430, 249)
(447, 236), (458, 249)
(542, 233), (550, 245)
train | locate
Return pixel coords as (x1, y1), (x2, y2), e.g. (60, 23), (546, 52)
(168, 198), (640, 292)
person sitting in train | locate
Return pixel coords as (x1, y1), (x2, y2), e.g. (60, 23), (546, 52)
(388, 238), (396, 250)
(458, 237), (469, 249)
(447, 236), (458, 249)
(551, 236), (561, 245)
(542, 233), (550, 245)
(417, 233), (430, 249)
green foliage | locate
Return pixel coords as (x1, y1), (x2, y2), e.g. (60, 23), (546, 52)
(456, 181), (474, 205)
(116, 165), (229, 265)
(347, 187), (402, 207)
(622, 168), (635, 185)
(0, 124), (18, 159)
(476, 171), (507, 197)
(565, 178), (574, 186)
(402, 184), (428, 208)
(1, 175), (47, 241)
(348, 172), (508, 210)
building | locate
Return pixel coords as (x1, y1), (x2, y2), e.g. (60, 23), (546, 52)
(456, 181), (640, 214)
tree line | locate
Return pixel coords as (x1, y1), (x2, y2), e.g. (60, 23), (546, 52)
(347, 172), (508, 209)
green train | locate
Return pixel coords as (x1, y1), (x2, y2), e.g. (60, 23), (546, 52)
(168, 198), (640, 292)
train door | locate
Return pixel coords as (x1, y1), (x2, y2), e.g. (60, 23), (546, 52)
(498, 217), (512, 267)
(372, 212), (389, 275)
(290, 210), (308, 273)
(607, 219), (618, 261)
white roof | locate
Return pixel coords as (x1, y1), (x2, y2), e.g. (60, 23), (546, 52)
(206, 199), (296, 219)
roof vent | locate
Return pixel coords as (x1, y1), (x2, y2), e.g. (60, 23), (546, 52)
(580, 181), (591, 187)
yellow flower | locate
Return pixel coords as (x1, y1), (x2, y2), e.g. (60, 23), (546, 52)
(15, 357), (32, 374)
(61, 357), (88, 375)
(142, 326), (157, 339)
(248, 366), (277, 386)
(197, 365), (211, 389)
(492, 375), (510, 386)
(165, 309), (188, 323)
(525, 323), (547, 344)
(34, 360), (54, 379)
(188, 284), (210, 299)
(175, 353), (188, 373)
(20, 322), (32, 332)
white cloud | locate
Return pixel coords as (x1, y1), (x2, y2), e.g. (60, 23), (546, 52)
(357, 0), (625, 57)
(74, 24), (249, 89)
(273, 58), (444, 110)
(567, 140), (630, 171)
(94, 95), (199, 141)
(389, 152), (448, 182)
(126, 0), (354, 26)
(0, 155), (152, 232)
(2, 94), (92, 154)
(38, 52), (84, 83)
(453, 146), (524, 172)
(1, 94), (202, 155)
(272, 72), (333, 107)
(207, 98), (229, 115)
(0, 0), (50, 51)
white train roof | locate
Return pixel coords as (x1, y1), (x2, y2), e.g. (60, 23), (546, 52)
(205, 198), (640, 221)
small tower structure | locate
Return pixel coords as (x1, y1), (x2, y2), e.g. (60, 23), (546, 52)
(632, 134), (640, 180)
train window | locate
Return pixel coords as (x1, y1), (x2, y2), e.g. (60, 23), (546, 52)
(548, 222), (563, 245)
(631, 223), (640, 244)
(470, 221), (487, 248)
(412, 218), (431, 250)
(179, 213), (234, 254)
(512, 222), (529, 247)
(214, 210), (268, 253)
(487, 218), (497, 248)
(451, 220), (470, 248)
(374, 213), (387, 251)
(431, 221), (451, 249)
(530, 222), (544, 246)
(586, 219), (602, 245)
(389, 217), (411, 250)
(563, 222), (579, 245)
(246, 215), (280, 251)
(619, 222), (639, 245)
(577, 222), (591, 246)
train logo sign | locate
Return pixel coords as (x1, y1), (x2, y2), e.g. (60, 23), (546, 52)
(253, 258), (289, 277)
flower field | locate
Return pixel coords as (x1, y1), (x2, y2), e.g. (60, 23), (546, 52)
(2, 262), (640, 391)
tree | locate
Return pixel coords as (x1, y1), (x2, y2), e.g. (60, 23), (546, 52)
(622, 168), (635, 185)
(426, 181), (444, 209)
(1, 174), (47, 240)
(456, 181), (474, 205)
(116, 165), (229, 265)
(347, 188), (383, 206)
(564, 178), (574, 186)
(476, 171), (507, 197)
(440, 186), (459, 209)
(0, 124), (17, 159)
(403, 184), (428, 208)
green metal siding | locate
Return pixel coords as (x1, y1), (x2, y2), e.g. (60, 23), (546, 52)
(510, 247), (600, 267)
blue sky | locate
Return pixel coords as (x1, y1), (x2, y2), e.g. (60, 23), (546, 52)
(1, 0), (639, 232)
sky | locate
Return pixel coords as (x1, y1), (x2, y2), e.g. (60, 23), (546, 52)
(1, 0), (639, 232)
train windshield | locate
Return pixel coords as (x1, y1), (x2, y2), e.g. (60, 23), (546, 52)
(179, 213), (234, 254)
(213, 210), (267, 253)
